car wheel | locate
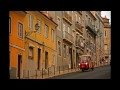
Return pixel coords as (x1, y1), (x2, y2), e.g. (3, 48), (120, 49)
(82, 69), (84, 72)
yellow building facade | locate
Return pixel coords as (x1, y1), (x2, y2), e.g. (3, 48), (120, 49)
(24, 11), (57, 77)
(103, 16), (111, 63)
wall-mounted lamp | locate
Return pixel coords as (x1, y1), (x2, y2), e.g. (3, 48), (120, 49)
(25, 23), (40, 36)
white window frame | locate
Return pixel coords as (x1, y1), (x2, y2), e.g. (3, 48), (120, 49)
(28, 14), (34, 30)
(57, 16), (61, 31)
(51, 29), (55, 42)
(18, 21), (24, 40)
(45, 24), (49, 38)
(63, 23), (65, 32)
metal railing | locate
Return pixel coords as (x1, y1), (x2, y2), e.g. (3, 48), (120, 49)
(86, 21), (97, 35)
(63, 12), (72, 23)
(23, 65), (80, 79)
(75, 21), (83, 33)
(63, 31), (74, 43)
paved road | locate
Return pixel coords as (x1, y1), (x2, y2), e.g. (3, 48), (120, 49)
(48, 65), (111, 79)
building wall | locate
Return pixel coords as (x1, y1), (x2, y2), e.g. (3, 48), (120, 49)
(103, 17), (111, 62)
(91, 11), (104, 66)
(55, 11), (63, 68)
(84, 11), (96, 61)
(23, 11), (57, 77)
(9, 11), (26, 79)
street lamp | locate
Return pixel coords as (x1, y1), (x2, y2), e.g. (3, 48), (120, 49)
(25, 23), (40, 36)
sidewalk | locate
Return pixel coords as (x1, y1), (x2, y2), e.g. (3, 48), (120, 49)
(27, 68), (81, 79)
(24, 64), (110, 79)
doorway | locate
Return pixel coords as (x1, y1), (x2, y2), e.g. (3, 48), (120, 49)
(69, 47), (73, 69)
(38, 48), (41, 70)
(18, 54), (22, 79)
(45, 51), (48, 69)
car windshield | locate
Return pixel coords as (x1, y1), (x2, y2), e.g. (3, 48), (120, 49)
(81, 57), (87, 61)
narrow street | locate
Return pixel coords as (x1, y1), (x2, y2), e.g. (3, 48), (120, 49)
(48, 65), (111, 79)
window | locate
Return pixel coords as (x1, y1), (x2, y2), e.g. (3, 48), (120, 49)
(18, 22), (23, 39)
(28, 14), (33, 30)
(68, 26), (70, 33)
(29, 47), (34, 59)
(45, 24), (49, 38)
(57, 17), (61, 30)
(67, 46), (69, 55)
(104, 44), (108, 50)
(75, 13), (77, 21)
(9, 17), (11, 34)
(52, 55), (55, 65)
(64, 44), (66, 58)
(37, 20), (41, 33)
(104, 31), (107, 37)
(63, 23), (65, 32)
(58, 41), (61, 56)
(51, 29), (55, 42)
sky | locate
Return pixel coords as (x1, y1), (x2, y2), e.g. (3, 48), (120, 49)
(101, 11), (111, 23)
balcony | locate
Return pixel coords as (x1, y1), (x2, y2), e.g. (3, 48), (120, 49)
(63, 31), (73, 44)
(78, 11), (82, 15)
(86, 21), (97, 35)
(63, 12), (72, 25)
(75, 21), (83, 34)
(40, 11), (53, 20)
(76, 39), (80, 48)
(76, 39), (84, 51)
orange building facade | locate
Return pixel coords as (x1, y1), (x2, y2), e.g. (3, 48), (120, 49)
(9, 11), (27, 79)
